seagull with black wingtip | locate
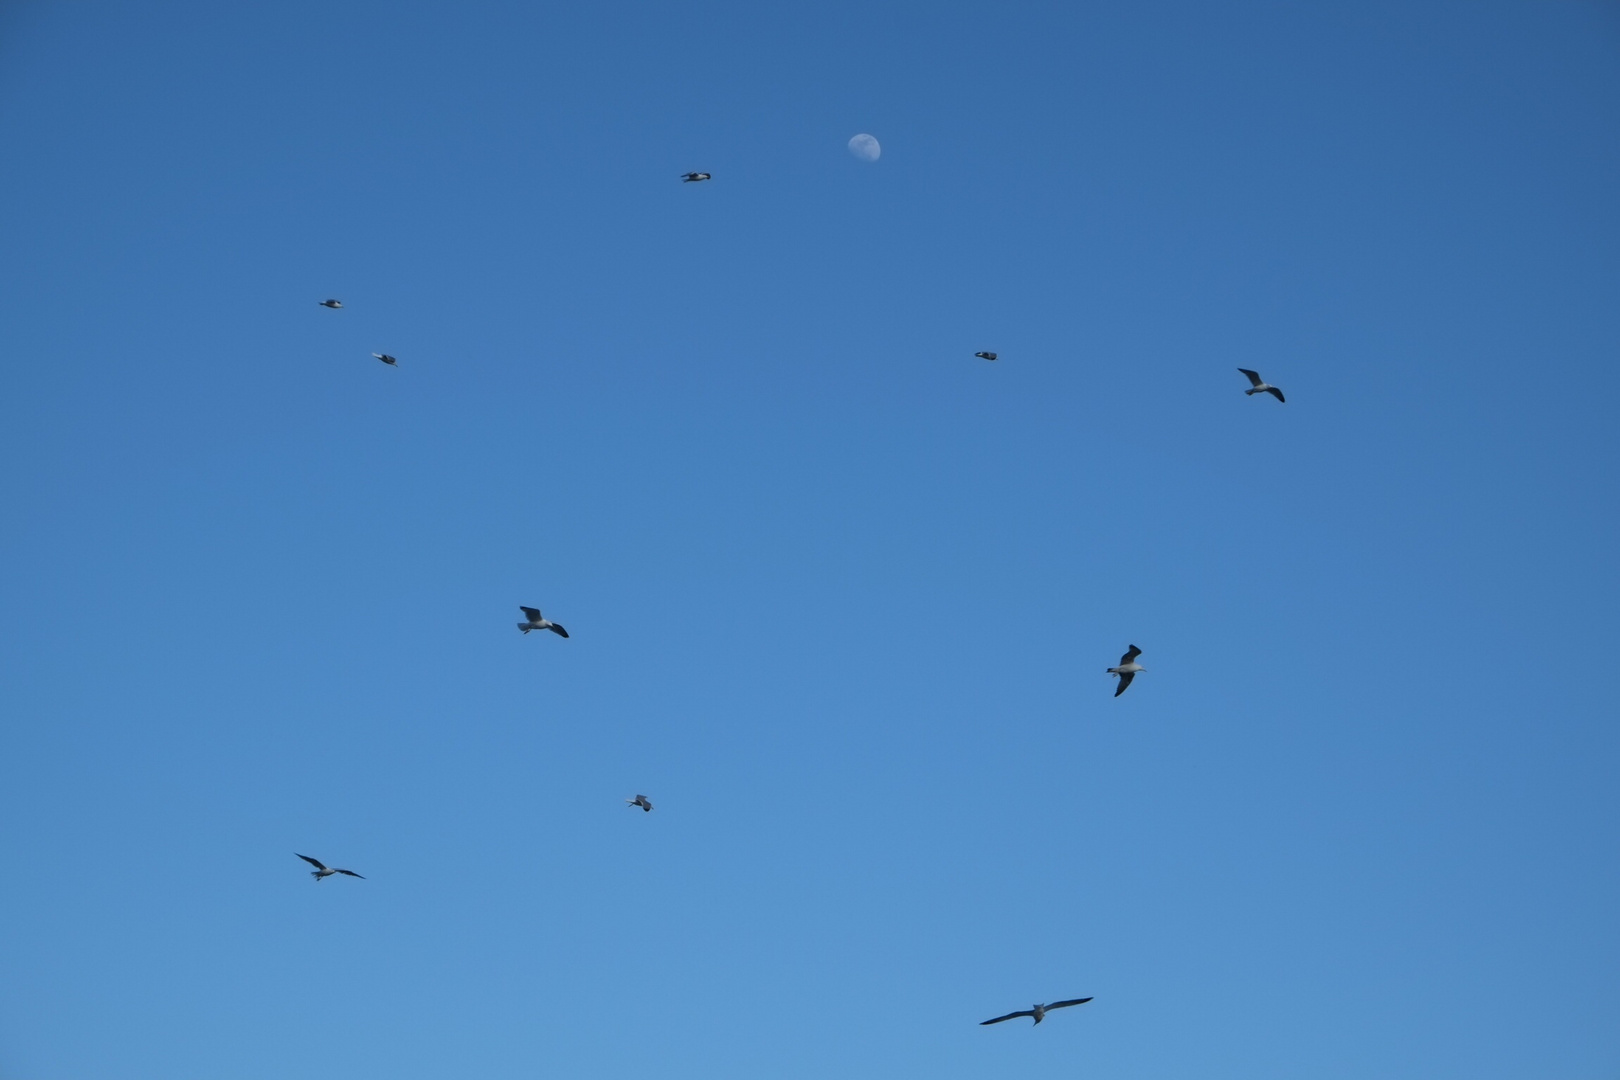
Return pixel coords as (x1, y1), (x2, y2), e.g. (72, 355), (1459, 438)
(296, 854), (365, 882)
(980, 997), (1093, 1027)
(517, 606), (569, 638)
(626, 794), (653, 812)
(680, 172), (712, 183)
(1108, 645), (1144, 697)
(1237, 368), (1285, 402)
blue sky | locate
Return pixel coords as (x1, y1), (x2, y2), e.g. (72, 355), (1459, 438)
(1, 1), (1617, 1077)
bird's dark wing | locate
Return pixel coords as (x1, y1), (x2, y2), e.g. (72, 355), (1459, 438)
(1237, 368), (1263, 387)
(335, 869), (364, 878)
(1265, 386), (1285, 403)
(296, 854), (327, 870)
(547, 623), (569, 638)
(1046, 998), (1094, 1010)
(1120, 645), (1141, 664)
(520, 607), (541, 621)
(1114, 671), (1135, 697)
(981, 1010), (1036, 1026)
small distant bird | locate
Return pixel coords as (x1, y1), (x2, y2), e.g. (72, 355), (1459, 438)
(318, 299), (343, 309)
(1237, 368), (1285, 402)
(680, 172), (712, 183)
(981, 998), (1093, 1026)
(517, 606), (569, 638)
(975, 351), (999, 362)
(372, 352), (397, 366)
(626, 794), (653, 812)
(1108, 645), (1144, 697)
(296, 854), (364, 881)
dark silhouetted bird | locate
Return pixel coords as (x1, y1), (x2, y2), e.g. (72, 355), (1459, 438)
(318, 299), (343, 309)
(518, 607), (569, 637)
(626, 794), (653, 812)
(980, 998), (1093, 1026)
(975, 351), (998, 361)
(372, 352), (397, 366)
(680, 172), (712, 182)
(296, 854), (364, 881)
(1238, 368), (1285, 402)
(1107, 645), (1143, 697)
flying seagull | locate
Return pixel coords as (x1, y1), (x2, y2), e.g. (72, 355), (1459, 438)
(626, 794), (654, 812)
(372, 352), (398, 366)
(1237, 368), (1285, 402)
(318, 299), (343, 309)
(980, 998), (1093, 1026)
(681, 172), (712, 183)
(1108, 645), (1143, 697)
(975, 351), (999, 362)
(296, 854), (364, 881)
(517, 606), (569, 638)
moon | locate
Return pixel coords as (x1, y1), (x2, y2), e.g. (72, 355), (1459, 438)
(847, 133), (881, 162)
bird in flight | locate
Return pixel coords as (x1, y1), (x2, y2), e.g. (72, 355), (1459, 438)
(680, 172), (712, 183)
(975, 351), (999, 362)
(372, 352), (398, 366)
(1237, 368), (1285, 402)
(296, 854), (364, 881)
(518, 606), (569, 638)
(980, 997), (1093, 1026)
(626, 794), (654, 812)
(1108, 645), (1144, 697)
(318, 299), (343, 309)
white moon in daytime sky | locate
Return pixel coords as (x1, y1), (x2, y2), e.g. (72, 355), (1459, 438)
(847, 133), (881, 162)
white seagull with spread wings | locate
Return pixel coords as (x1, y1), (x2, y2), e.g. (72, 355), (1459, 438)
(981, 997), (1093, 1026)
(296, 854), (364, 881)
(1108, 645), (1144, 697)
(1238, 368), (1285, 402)
(518, 606), (569, 637)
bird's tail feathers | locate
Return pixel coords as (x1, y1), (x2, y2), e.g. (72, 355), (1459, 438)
(517, 624), (530, 633)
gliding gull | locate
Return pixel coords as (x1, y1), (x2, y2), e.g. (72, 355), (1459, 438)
(980, 997), (1093, 1026)
(296, 854), (365, 881)
(1108, 645), (1143, 697)
(518, 607), (569, 638)
(1237, 368), (1285, 402)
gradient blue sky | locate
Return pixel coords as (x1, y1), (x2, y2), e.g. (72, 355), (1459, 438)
(2, 2), (1617, 1078)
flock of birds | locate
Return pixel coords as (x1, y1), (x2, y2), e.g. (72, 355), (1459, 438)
(300, 168), (1289, 1033)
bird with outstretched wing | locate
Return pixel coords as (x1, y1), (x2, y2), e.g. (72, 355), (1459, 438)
(981, 997), (1093, 1026)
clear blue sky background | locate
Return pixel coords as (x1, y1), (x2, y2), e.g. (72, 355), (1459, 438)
(1, 2), (1617, 1077)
